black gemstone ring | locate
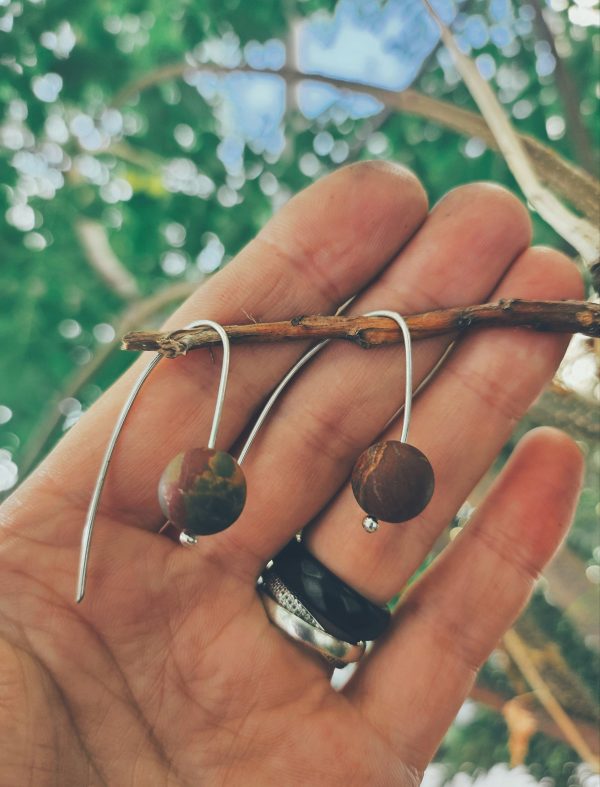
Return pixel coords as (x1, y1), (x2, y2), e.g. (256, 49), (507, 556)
(262, 539), (391, 645)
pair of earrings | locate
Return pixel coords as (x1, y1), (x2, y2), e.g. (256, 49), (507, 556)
(76, 311), (434, 602)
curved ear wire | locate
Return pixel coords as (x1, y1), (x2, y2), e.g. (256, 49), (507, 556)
(362, 310), (413, 443)
(237, 310), (414, 463)
(76, 320), (230, 603)
(237, 339), (328, 465)
(237, 295), (355, 465)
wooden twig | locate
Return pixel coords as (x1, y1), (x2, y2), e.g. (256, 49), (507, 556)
(121, 300), (600, 356)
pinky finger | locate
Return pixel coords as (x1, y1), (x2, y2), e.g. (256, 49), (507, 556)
(346, 427), (584, 771)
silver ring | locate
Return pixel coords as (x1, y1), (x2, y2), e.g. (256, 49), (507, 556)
(259, 589), (365, 666)
(261, 573), (322, 628)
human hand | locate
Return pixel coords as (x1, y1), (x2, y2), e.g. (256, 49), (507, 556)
(0, 162), (584, 785)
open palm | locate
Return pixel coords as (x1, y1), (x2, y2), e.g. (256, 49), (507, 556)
(0, 163), (583, 786)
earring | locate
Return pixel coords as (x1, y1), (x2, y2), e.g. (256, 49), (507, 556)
(238, 309), (434, 533)
(76, 320), (245, 602)
(248, 309), (433, 665)
(157, 321), (246, 542)
(246, 311), (434, 667)
(349, 310), (434, 533)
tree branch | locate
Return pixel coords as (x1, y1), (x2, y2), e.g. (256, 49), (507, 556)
(470, 684), (599, 757)
(121, 300), (600, 356)
(75, 219), (140, 301)
(422, 0), (599, 265)
(529, 382), (599, 443)
(503, 628), (600, 769)
(111, 62), (600, 222)
(529, 0), (596, 173)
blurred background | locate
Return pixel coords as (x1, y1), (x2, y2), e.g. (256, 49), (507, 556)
(0, 0), (598, 783)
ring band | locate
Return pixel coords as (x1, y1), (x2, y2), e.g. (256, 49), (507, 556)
(262, 573), (322, 628)
(259, 589), (365, 666)
(266, 539), (390, 643)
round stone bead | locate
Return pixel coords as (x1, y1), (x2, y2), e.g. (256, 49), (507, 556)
(158, 448), (246, 536)
(351, 440), (434, 523)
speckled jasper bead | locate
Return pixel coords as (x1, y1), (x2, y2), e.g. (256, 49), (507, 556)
(351, 440), (434, 523)
(158, 448), (246, 536)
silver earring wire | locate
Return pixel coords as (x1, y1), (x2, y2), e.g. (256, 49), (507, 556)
(363, 310), (412, 443)
(237, 339), (327, 465)
(75, 320), (230, 603)
(238, 295), (356, 465)
(238, 310), (413, 463)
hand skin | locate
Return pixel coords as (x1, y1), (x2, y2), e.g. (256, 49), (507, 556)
(0, 162), (584, 786)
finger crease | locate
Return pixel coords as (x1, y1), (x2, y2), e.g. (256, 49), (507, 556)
(467, 523), (541, 585)
(444, 361), (527, 424)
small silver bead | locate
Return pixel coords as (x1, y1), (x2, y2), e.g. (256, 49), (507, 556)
(362, 516), (379, 533)
(180, 530), (198, 546)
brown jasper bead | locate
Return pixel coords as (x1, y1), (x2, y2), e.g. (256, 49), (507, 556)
(351, 440), (434, 523)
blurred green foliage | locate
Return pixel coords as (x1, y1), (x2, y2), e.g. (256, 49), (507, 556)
(0, 0), (598, 783)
